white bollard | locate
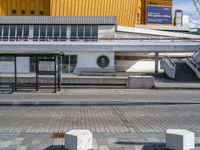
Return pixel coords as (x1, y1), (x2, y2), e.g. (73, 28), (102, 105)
(65, 130), (93, 150)
(166, 129), (195, 150)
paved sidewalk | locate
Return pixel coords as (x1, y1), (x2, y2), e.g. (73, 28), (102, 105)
(0, 89), (200, 106)
(0, 105), (199, 133)
(0, 133), (200, 150)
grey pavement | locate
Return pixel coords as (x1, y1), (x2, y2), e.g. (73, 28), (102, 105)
(0, 90), (200, 149)
(0, 105), (200, 134)
(0, 132), (200, 150)
(0, 105), (199, 149)
(0, 89), (200, 105)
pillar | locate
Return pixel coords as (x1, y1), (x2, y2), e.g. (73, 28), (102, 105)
(155, 52), (159, 73)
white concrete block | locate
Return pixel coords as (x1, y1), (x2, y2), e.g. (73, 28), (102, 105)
(166, 129), (195, 150)
(129, 76), (154, 89)
(65, 130), (93, 150)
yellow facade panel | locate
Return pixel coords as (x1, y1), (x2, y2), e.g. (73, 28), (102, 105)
(0, 0), (173, 26)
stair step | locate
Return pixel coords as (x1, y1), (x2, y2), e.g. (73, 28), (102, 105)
(175, 61), (197, 81)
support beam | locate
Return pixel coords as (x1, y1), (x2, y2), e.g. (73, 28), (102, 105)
(155, 52), (159, 73)
(14, 55), (17, 91)
(54, 56), (57, 93)
(58, 56), (61, 92)
(36, 56), (39, 91)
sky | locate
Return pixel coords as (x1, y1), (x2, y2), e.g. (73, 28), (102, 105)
(173, 0), (200, 24)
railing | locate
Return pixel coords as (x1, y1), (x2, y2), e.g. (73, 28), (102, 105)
(185, 56), (200, 79)
(160, 56), (176, 79)
(0, 36), (200, 42)
(165, 56), (177, 69)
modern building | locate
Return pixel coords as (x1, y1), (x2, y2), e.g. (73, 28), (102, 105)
(0, 0), (200, 78)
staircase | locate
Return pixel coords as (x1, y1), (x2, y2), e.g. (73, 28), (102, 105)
(175, 61), (198, 81)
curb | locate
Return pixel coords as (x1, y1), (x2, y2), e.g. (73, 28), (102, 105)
(0, 101), (200, 106)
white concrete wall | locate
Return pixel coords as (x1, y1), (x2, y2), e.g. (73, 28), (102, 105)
(74, 51), (115, 73)
(0, 57), (30, 73)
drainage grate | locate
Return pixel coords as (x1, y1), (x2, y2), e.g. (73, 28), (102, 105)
(51, 133), (65, 139)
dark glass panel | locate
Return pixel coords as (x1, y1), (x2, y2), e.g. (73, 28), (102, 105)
(23, 25), (29, 41)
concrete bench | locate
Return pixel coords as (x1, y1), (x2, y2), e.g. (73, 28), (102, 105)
(65, 130), (93, 150)
(166, 129), (195, 150)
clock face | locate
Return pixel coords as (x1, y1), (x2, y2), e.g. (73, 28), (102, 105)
(97, 55), (110, 68)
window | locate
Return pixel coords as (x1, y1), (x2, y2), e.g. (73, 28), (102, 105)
(47, 25), (53, 39)
(12, 10), (16, 15)
(3, 25), (9, 40)
(62, 55), (77, 73)
(39, 25), (46, 40)
(78, 25), (84, 39)
(70, 25), (98, 41)
(23, 25), (29, 41)
(85, 25), (91, 41)
(40, 11), (44, 15)
(53, 25), (60, 40)
(16, 25), (23, 40)
(71, 25), (77, 40)
(0, 56), (14, 61)
(61, 25), (67, 40)
(30, 10), (35, 15)
(9, 25), (16, 40)
(70, 55), (77, 73)
(33, 25), (39, 41)
(0, 25), (2, 40)
(21, 10), (25, 15)
(92, 25), (98, 39)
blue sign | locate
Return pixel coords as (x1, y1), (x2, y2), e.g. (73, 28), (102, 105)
(147, 6), (172, 24)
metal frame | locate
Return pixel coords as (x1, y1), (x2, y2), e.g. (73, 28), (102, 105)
(0, 52), (64, 93)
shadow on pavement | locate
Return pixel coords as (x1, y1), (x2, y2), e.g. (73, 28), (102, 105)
(116, 141), (166, 150)
(44, 145), (65, 150)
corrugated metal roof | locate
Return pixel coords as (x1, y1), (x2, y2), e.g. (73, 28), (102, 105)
(0, 16), (116, 25)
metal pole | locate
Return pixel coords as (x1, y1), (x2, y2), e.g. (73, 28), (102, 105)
(54, 56), (57, 93)
(36, 56), (39, 91)
(155, 52), (159, 73)
(14, 55), (17, 91)
(58, 56), (61, 92)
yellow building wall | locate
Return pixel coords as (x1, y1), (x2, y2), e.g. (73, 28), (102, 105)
(0, 0), (50, 16)
(0, 0), (173, 26)
(49, 0), (142, 27)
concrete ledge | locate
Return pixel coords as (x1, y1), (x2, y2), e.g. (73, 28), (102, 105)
(129, 76), (154, 89)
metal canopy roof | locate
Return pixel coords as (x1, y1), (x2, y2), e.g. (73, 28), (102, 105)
(0, 16), (116, 25)
(0, 50), (64, 56)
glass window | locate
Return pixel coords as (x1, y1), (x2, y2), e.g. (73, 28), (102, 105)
(9, 25), (16, 40)
(92, 25), (98, 39)
(70, 55), (77, 73)
(71, 25), (77, 40)
(33, 25), (39, 41)
(0, 56), (14, 61)
(0, 25), (3, 40)
(23, 25), (29, 41)
(3, 25), (9, 40)
(62, 55), (77, 73)
(30, 57), (36, 72)
(40, 25), (46, 40)
(62, 55), (70, 73)
(47, 25), (53, 39)
(16, 25), (23, 40)
(85, 25), (91, 41)
(78, 25), (84, 39)
(61, 25), (67, 40)
(53, 25), (60, 40)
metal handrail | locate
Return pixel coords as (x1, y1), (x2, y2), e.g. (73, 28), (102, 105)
(186, 56), (200, 71)
(165, 56), (176, 68)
